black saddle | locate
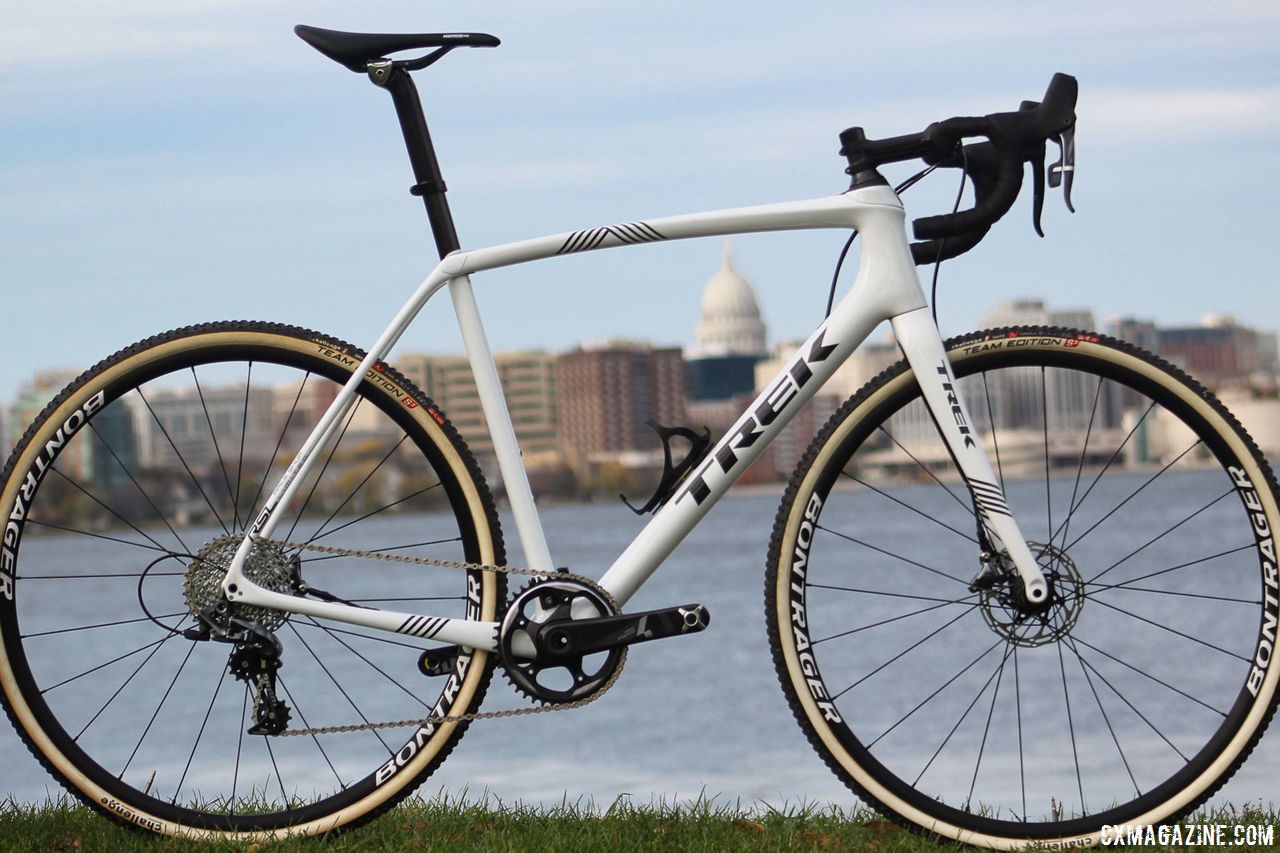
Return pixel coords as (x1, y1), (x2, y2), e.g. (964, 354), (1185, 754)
(295, 24), (499, 73)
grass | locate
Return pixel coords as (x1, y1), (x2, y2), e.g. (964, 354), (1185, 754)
(0, 794), (1276, 852)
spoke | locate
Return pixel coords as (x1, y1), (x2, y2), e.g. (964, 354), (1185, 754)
(1086, 488), (1233, 585)
(868, 635), (1003, 748)
(1084, 544), (1253, 592)
(88, 420), (191, 554)
(1052, 399), (1157, 533)
(301, 617), (433, 708)
(23, 611), (187, 639)
(287, 624), (393, 753)
(47, 467), (169, 554)
(233, 361), (254, 532)
(304, 482), (446, 545)
(1090, 597), (1250, 662)
(841, 472), (978, 543)
(966, 642), (1012, 809)
(175, 663), (229, 802)
(806, 583), (977, 605)
(277, 676), (347, 790)
(192, 367), (240, 532)
(73, 621), (187, 740)
(120, 639), (198, 778)
(814, 595), (979, 645)
(1014, 647), (1026, 823)
(246, 372), (311, 525)
(232, 686), (247, 814)
(817, 524), (971, 587)
(1085, 583), (1260, 605)
(284, 398), (365, 543)
(980, 371), (1006, 487)
(1056, 628), (1086, 815)
(1064, 631), (1140, 799)
(136, 386), (230, 535)
(1066, 638), (1192, 762)
(835, 603), (983, 700)
(1063, 439), (1204, 555)
(21, 519), (173, 556)
(307, 435), (410, 543)
(264, 737), (288, 806)
(20, 570), (183, 580)
(1067, 633), (1227, 717)
(1041, 366), (1053, 540)
(42, 634), (172, 694)
(1056, 375), (1105, 556)
(876, 425), (974, 516)
(910, 643), (1009, 788)
(291, 620), (438, 651)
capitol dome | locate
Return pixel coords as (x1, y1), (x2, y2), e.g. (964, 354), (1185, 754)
(693, 241), (767, 357)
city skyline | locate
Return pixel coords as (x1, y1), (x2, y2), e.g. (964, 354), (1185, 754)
(4, 3), (1279, 408)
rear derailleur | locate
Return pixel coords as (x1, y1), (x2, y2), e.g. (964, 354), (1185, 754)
(185, 612), (291, 736)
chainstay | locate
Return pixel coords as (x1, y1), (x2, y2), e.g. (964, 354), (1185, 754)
(242, 534), (624, 736)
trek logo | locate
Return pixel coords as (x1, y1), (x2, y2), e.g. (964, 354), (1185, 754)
(676, 331), (838, 506)
(937, 362), (977, 450)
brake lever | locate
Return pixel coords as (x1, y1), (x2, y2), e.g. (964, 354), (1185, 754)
(1049, 122), (1076, 212)
(1019, 100), (1047, 237)
(1030, 140), (1047, 237)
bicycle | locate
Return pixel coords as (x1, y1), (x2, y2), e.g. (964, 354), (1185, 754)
(2, 23), (1277, 849)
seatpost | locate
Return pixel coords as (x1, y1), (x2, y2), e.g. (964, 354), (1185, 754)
(371, 61), (461, 258)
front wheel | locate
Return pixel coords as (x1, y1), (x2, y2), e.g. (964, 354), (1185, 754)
(0, 322), (506, 839)
(767, 327), (1280, 848)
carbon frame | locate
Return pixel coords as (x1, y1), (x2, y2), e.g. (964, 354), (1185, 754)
(218, 181), (1047, 653)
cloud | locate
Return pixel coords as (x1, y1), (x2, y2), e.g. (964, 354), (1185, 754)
(1085, 85), (1280, 143)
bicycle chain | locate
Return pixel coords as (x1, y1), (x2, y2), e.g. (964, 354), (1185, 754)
(231, 535), (625, 737)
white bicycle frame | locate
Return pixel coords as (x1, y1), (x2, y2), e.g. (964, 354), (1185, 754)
(220, 181), (1048, 653)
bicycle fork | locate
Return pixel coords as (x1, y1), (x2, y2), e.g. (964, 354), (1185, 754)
(891, 307), (1049, 604)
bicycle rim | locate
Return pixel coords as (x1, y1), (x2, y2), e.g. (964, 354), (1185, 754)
(768, 328), (1280, 846)
(0, 322), (504, 837)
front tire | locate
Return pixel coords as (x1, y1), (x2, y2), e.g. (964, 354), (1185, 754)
(0, 322), (505, 839)
(767, 327), (1280, 848)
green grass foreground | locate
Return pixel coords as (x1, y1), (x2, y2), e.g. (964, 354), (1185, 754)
(0, 796), (1277, 852)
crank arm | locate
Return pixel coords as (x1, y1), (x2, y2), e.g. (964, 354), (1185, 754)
(535, 603), (710, 661)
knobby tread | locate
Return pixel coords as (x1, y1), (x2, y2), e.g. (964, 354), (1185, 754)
(764, 326), (1280, 847)
(0, 320), (507, 840)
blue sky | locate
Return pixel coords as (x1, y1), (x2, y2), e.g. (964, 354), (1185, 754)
(3, 1), (1279, 406)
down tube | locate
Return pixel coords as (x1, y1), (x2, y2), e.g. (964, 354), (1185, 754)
(600, 309), (890, 606)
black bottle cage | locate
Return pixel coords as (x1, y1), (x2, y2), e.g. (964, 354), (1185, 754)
(621, 422), (713, 515)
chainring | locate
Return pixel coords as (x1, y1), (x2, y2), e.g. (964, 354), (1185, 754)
(498, 577), (626, 705)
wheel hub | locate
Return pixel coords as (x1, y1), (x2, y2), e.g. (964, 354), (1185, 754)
(977, 541), (1085, 647)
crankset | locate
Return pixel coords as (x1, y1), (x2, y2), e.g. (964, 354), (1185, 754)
(494, 577), (709, 705)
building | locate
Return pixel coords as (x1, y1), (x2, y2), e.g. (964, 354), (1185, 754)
(685, 243), (768, 402)
(397, 350), (559, 463)
(557, 342), (685, 458)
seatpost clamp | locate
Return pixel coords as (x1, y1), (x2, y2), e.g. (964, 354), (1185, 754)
(367, 59), (394, 87)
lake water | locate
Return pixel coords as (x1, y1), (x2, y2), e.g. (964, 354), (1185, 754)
(3, 489), (1276, 812)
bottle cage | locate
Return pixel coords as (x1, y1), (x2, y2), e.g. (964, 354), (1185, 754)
(621, 422), (713, 515)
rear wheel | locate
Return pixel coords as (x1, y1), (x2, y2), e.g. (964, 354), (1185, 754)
(0, 321), (505, 838)
(767, 327), (1280, 848)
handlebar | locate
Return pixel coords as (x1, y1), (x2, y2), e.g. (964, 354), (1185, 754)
(839, 73), (1078, 265)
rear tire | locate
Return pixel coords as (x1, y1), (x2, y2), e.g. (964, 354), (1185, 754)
(0, 322), (506, 839)
(767, 327), (1280, 848)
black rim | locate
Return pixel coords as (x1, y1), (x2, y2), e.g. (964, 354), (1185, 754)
(0, 325), (499, 831)
(778, 334), (1276, 837)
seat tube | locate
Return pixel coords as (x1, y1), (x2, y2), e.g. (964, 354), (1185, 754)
(449, 274), (556, 575)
